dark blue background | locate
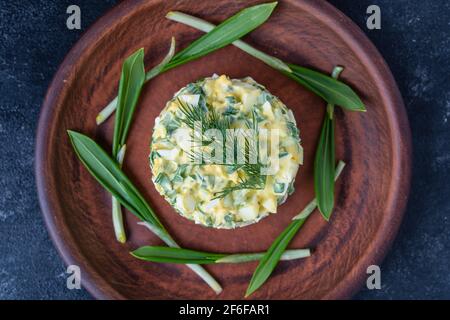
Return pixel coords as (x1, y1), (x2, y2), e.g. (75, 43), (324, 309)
(1, 0), (449, 299)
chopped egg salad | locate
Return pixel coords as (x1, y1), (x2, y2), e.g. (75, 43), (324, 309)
(150, 75), (303, 228)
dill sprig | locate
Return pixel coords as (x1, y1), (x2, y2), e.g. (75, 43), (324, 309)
(212, 175), (266, 200)
(176, 98), (267, 198)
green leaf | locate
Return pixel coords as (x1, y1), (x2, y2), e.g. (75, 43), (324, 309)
(245, 219), (305, 297)
(164, 2), (278, 69)
(109, 49), (146, 244)
(112, 48), (146, 156)
(246, 161), (346, 297)
(166, 10), (291, 73)
(68, 131), (223, 294)
(96, 3), (278, 125)
(314, 115), (335, 220)
(67, 130), (164, 230)
(96, 39), (175, 125)
(109, 49), (146, 245)
(131, 246), (310, 264)
(166, 12), (365, 112)
(287, 64), (365, 112)
(314, 67), (343, 220)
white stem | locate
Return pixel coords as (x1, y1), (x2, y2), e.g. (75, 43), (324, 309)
(327, 66), (344, 119)
(96, 96), (118, 125)
(216, 249), (310, 263)
(145, 36), (176, 81)
(279, 249), (311, 261)
(112, 198), (126, 243)
(137, 222), (223, 294)
(116, 144), (127, 164)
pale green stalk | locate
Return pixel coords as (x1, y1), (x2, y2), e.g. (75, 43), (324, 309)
(145, 37), (176, 81)
(96, 97), (118, 125)
(112, 144), (127, 243)
(327, 66), (344, 119)
(216, 249), (310, 263)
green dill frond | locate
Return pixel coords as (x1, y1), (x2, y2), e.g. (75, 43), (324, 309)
(177, 98), (206, 130)
(175, 96), (269, 197)
(212, 176), (266, 200)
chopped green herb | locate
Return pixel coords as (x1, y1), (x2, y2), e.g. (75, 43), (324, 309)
(185, 82), (204, 95)
(155, 173), (172, 193)
(223, 106), (239, 116)
(273, 183), (286, 194)
(224, 213), (233, 224)
(225, 96), (237, 105)
(287, 121), (300, 140)
(149, 150), (161, 168)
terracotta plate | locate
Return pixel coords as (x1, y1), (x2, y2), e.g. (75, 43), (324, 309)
(36, 0), (411, 299)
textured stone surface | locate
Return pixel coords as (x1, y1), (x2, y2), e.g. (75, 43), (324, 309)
(0, 0), (448, 299)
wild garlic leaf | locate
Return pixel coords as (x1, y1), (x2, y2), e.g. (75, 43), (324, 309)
(314, 114), (335, 220)
(167, 12), (365, 112)
(131, 246), (225, 264)
(112, 48), (146, 156)
(314, 66), (343, 220)
(246, 161), (345, 297)
(97, 3), (279, 125)
(67, 130), (164, 229)
(245, 219), (305, 297)
(166, 9), (291, 73)
(288, 64), (365, 112)
(131, 246), (310, 265)
(164, 2), (278, 69)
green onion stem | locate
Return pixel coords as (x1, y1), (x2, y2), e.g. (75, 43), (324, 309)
(96, 97), (117, 125)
